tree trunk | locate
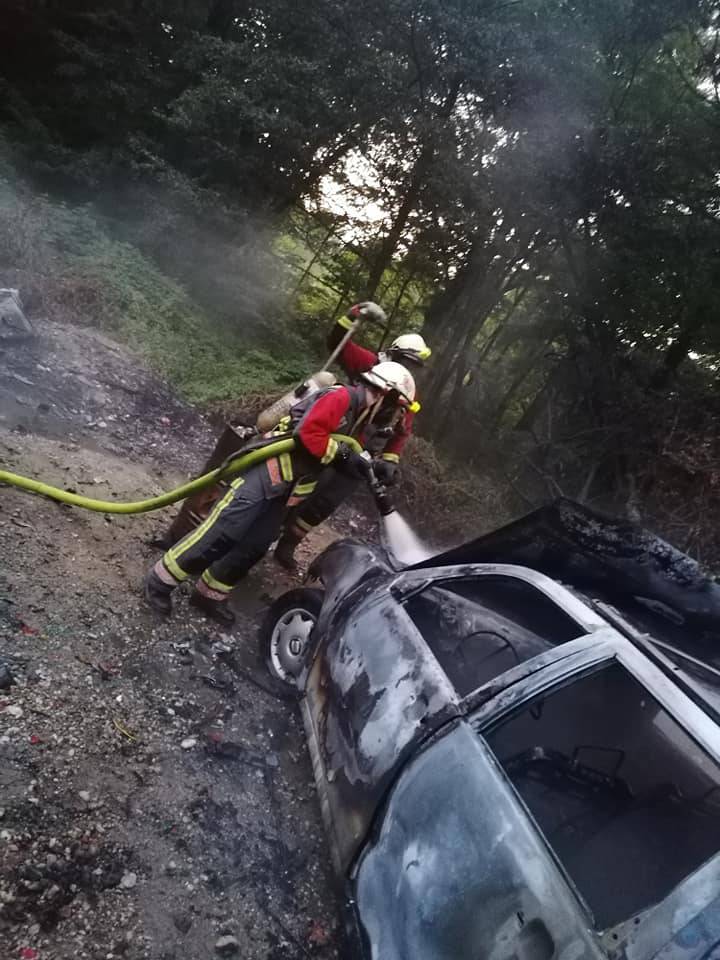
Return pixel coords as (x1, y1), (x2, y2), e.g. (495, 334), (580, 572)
(429, 308), (493, 442)
(378, 273), (413, 348)
(363, 72), (464, 297)
(423, 252), (518, 415)
(330, 284), (353, 323)
(291, 223), (336, 299)
(364, 148), (430, 299)
(491, 334), (557, 433)
(476, 286), (529, 365)
(649, 307), (705, 389)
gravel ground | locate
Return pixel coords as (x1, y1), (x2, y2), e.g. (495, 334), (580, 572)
(0, 319), (348, 960)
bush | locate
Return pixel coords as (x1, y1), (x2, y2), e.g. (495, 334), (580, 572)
(396, 435), (513, 546)
(0, 159), (315, 404)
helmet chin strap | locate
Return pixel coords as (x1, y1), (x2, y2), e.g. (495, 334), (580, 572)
(366, 390), (386, 426)
(352, 385), (386, 435)
(388, 348), (422, 368)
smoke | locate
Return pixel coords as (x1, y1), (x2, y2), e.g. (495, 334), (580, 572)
(89, 177), (292, 344)
(0, 136), (332, 414)
(0, 137), (310, 375)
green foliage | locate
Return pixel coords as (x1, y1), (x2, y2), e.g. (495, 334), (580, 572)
(397, 435), (513, 544)
(0, 162), (313, 404)
(3, 0), (720, 560)
(67, 236), (311, 403)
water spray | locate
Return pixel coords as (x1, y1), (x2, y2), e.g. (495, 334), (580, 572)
(366, 461), (433, 566)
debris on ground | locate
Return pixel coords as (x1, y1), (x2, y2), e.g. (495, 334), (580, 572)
(0, 661), (16, 690)
(0, 318), (344, 959)
(215, 934), (241, 955)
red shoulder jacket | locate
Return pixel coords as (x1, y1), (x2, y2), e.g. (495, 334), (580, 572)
(327, 320), (415, 461)
(295, 386), (356, 464)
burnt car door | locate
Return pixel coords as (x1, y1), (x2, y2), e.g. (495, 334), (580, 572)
(301, 559), (609, 875)
(351, 635), (720, 960)
(301, 580), (462, 874)
(473, 638), (720, 957)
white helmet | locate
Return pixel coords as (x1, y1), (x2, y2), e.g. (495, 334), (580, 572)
(361, 360), (416, 407)
(389, 332), (431, 365)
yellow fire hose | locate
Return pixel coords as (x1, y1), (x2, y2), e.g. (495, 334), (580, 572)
(0, 434), (362, 515)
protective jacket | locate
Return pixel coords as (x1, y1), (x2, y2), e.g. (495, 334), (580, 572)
(329, 319), (415, 464)
(263, 383), (369, 488)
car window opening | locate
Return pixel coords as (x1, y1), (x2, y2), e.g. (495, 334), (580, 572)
(403, 576), (586, 697)
(484, 662), (720, 930)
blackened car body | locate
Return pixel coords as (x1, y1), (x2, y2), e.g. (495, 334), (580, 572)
(261, 500), (720, 960)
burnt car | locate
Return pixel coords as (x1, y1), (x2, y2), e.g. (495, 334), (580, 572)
(259, 500), (720, 960)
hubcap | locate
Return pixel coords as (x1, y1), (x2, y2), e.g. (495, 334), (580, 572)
(269, 607), (316, 684)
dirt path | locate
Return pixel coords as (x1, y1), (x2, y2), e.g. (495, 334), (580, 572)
(0, 321), (346, 960)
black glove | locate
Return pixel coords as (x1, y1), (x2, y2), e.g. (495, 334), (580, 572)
(333, 443), (372, 480)
(372, 459), (399, 486)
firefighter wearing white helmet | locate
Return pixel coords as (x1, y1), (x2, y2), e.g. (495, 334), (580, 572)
(337, 302), (432, 369)
(274, 302), (431, 571)
(360, 360), (417, 407)
(385, 333), (432, 366)
(144, 369), (412, 625)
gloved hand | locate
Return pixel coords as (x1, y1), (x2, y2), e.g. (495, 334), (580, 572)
(347, 301), (387, 325)
(372, 459), (399, 486)
(333, 443), (372, 480)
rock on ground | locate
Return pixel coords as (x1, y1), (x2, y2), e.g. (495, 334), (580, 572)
(0, 289), (33, 344)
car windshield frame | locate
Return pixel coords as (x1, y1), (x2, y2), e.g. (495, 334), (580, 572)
(389, 563), (611, 706)
(390, 563), (608, 635)
(391, 562), (720, 728)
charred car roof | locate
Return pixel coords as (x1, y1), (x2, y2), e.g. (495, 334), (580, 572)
(300, 506), (720, 960)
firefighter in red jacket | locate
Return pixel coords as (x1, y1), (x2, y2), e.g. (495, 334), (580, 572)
(274, 302), (432, 570)
(143, 360), (417, 626)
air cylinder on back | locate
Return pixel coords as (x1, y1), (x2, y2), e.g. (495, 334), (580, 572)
(256, 371), (336, 433)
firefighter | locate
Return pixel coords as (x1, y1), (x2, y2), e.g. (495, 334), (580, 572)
(143, 361), (417, 626)
(273, 302), (431, 570)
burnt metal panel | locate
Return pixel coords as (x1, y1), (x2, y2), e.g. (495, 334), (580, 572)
(302, 585), (461, 875)
(412, 499), (720, 642)
(391, 561), (609, 634)
(469, 628), (619, 729)
(613, 855), (720, 960)
(308, 538), (395, 637)
(464, 631), (617, 714)
(354, 721), (607, 960)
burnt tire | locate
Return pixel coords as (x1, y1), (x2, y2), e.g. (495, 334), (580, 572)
(259, 588), (324, 699)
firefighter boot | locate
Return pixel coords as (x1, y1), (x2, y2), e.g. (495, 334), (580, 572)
(144, 567), (174, 616)
(189, 590), (237, 628)
(273, 525), (307, 572)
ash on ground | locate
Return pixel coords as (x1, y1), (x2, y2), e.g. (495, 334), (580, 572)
(0, 320), (346, 960)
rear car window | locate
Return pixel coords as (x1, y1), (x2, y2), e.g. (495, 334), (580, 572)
(403, 576), (585, 697)
(484, 663), (720, 930)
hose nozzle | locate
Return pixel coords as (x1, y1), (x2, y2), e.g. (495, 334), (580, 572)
(367, 467), (396, 517)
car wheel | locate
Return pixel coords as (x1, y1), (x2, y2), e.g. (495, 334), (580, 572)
(259, 588), (324, 697)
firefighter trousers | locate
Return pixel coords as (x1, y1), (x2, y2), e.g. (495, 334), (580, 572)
(285, 466), (358, 535)
(153, 462), (294, 601)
